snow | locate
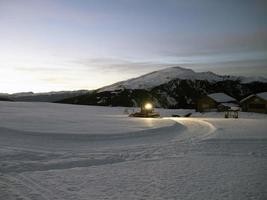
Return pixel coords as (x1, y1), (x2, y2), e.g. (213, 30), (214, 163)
(240, 94), (255, 103)
(208, 93), (236, 103)
(240, 92), (267, 103)
(0, 102), (174, 134)
(257, 92), (267, 101)
(166, 95), (177, 106)
(99, 67), (225, 91)
(98, 66), (267, 92)
(1, 102), (267, 200)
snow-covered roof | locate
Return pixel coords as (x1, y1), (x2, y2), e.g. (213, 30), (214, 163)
(240, 94), (255, 103)
(240, 92), (267, 103)
(257, 92), (267, 101)
(207, 93), (236, 103)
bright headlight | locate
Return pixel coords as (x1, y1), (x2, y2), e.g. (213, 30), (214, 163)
(144, 103), (153, 110)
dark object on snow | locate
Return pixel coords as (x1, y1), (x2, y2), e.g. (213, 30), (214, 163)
(172, 114), (180, 117)
(184, 113), (192, 117)
(129, 112), (160, 118)
(129, 103), (160, 118)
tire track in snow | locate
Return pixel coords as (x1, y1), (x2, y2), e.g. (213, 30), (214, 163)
(0, 118), (215, 174)
(3, 174), (49, 200)
(165, 118), (216, 143)
(16, 174), (58, 200)
(0, 121), (184, 153)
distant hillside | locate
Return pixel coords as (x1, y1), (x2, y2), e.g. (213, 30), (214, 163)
(0, 96), (13, 101)
(58, 67), (267, 108)
(1, 90), (90, 103)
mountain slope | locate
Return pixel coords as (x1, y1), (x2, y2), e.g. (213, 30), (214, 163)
(98, 66), (266, 92)
(2, 90), (90, 102)
(58, 66), (267, 108)
(0, 97), (13, 101)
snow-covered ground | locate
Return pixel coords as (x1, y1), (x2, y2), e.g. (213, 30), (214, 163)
(0, 101), (266, 200)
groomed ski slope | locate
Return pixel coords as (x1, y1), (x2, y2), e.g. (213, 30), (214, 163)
(0, 102), (266, 200)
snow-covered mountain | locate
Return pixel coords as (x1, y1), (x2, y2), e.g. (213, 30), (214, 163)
(3, 66), (266, 107)
(99, 66), (267, 92)
(59, 66), (267, 108)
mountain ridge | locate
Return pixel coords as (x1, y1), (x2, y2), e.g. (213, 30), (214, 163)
(2, 66), (267, 107)
(0, 90), (90, 102)
(98, 66), (267, 92)
(58, 66), (267, 108)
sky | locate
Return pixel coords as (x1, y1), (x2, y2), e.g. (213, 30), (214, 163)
(0, 0), (267, 93)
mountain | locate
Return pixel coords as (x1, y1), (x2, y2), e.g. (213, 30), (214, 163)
(58, 66), (267, 108)
(1, 90), (90, 102)
(98, 66), (267, 92)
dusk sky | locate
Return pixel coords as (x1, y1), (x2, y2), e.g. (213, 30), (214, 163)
(0, 0), (267, 93)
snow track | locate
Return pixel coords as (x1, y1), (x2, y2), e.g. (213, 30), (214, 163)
(1, 102), (266, 200)
(0, 121), (184, 153)
(169, 118), (216, 142)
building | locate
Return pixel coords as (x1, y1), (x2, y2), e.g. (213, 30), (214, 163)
(196, 93), (239, 112)
(240, 92), (267, 113)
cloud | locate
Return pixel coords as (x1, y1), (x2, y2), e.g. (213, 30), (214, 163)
(159, 30), (267, 58)
(71, 57), (173, 74)
(183, 58), (267, 77)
